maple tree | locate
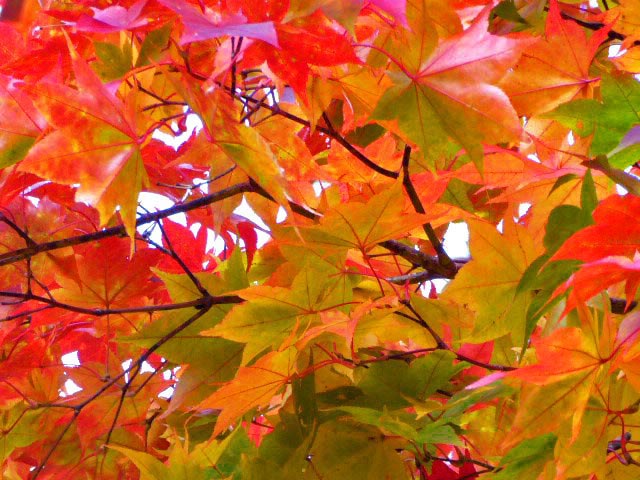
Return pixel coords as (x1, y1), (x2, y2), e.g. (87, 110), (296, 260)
(4, 0), (640, 478)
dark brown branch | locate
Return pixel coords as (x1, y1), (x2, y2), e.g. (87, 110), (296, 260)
(396, 303), (517, 372)
(226, 85), (399, 178)
(386, 270), (451, 284)
(321, 112), (399, 178)
(136, 83), (183, 105)
(30, 410), (81, 478)
(249, 178), (465, 282)
(103, 362), (142, 447)
(397, 304), (447, 349)
(453, 351), (516, 372)
(131, 360), (168, 397)
(247, 179), (321, 220)
(154, 218), (209, 296)
(0, 290), (242, 316)
(0, 305), (52, 323)
(142, 100), (188, 112)
(0, 182), (254, 267)
(379, 240), (466, 278)
(611, 298), (638, 315)
(559, 11), (638, 46)
(0, 180), (458, 317)
(0, 213), (36, 247)
(240, 87), (272, 124)
(157, 165), (237, 191)
(401, 146), (455, 273)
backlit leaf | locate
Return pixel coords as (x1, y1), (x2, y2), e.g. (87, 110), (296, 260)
(198, 347), (297, 437)
(442, 219), (542, 344)
(373, 7), (531, 166)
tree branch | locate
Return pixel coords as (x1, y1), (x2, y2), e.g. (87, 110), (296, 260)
(379, 240), (466, 278)
(31, 304), (216, 478)
(584, 156), (640, 197)
(397, 301), (517, 372)
(0, 182), (254, 267)
(0, 290), (242, 317)
(401, 145), (455, 272)
(226, 85), (399, 178)
(559, 11), (633, 44)
(322, 112), (399, 178)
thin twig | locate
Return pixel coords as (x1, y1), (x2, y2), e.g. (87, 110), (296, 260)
(379, 240), (465, 278)
(396, 303), (517, 372)
(31, 304), (216, 477)
(396, 305), (447, 349)
(155, 218), (209, 296)
(322, 112), (399, 178)
(31, 410), (81, 478)
(224, 85), (399, 178)
(0, 305), (53, 322)
(158, 165), (237, 190)
(0, 213), (36, 247)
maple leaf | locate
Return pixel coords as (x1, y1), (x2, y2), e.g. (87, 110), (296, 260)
(205, 263), (351, 364)
(16, 38), (150, 238)
(52, 238), (161, 323)
(545, 71), (640, 157)
(491, 434), (556, 479)
(4, 0), (640, 477)
(226, 0), (288, 22)
(603, 0), (640, 40)
(242, 11), (359, 101)
(141, 138), (209, 202)
(612, 311), (640, 393)
(442, 219), (542, 345)
(157, 0), (279, 46)
(287, 181), (430, 254)
(553, 254), (640, 315)
(157, 218), (213, 273)
(110, 430), (240, 480)
(0, 23), (25, 65)
(427, 460), (478, 480)
(369, 0), (408, 27)
(499, 0), (608, 117)
(303, 419), (409, 478)
(74, 0), (150, 33)
(0, 74), (46, 168)
(373, 6), (532, 166)
(198, 347), (296, 437)
(552, 194), (640, 263)
(471, 324), (607, 450)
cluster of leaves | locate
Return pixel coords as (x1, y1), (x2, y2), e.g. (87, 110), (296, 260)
(3, 0), (640, 478)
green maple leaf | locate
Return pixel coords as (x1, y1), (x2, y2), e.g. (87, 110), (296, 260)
(546, 71), (640, 158)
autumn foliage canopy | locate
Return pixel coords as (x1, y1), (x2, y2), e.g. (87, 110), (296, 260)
(4, 0), (640, 478)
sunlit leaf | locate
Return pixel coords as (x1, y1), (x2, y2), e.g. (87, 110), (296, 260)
(373, 6), (531, 166)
